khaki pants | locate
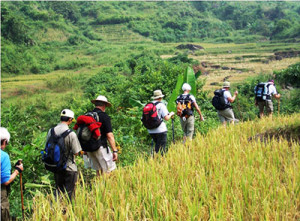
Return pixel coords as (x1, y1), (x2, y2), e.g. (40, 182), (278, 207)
(217, 108), (238, 124)
(258, 100), (274, 114)
(1, 186), (10, 221)
(180, 115), (195, 139)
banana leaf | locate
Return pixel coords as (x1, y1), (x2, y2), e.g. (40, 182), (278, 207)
(129, 98), (145, 108)
(183, 66), (197, 96)
(167, 74), (184, 112)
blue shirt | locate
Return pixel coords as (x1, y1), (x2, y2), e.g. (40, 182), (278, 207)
(1, 150), (11, 184)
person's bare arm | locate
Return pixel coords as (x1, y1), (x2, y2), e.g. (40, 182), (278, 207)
(193, 102), (204, 121)
(107, 132), (118, 161)
(164, 112), (175, 121)
(228, 91), (238, 103)
(3, 164), (23, 186)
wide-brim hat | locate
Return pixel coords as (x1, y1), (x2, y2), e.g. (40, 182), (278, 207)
(151, 90), (165, 100)
(223, 81), (230, 88)
(91, 95), (112, 107)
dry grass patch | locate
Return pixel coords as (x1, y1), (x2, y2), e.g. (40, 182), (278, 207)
(30, 114), (300, 220)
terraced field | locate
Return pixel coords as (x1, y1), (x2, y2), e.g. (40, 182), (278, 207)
(2, 21), (300, 105)
(162, 42), (300, 91)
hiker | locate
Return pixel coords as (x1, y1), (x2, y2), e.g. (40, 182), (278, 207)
(255, 79), (281, 118)
(1, 127), (24, 221)
(142, 90), (174, 155)
(176, 83), (204, 142)
(213, 81), (238, 125)
(44, 109), (82, 201)
(84, 95), (118, 176)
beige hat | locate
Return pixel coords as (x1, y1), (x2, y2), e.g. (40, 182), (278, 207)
(152, 90), (165, 100)
(91, 95), (112, 107)
(223, 81), (230, 88)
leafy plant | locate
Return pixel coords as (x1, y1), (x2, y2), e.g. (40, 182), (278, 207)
(167, 66), (196, 112)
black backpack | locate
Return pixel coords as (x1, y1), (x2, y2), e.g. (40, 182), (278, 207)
(141, 102), (162, 129)
(176, 94), (193, 117)
(42, 128), (72, 173)
(254, 82), (271, 101)
(212, 89), (231, 110)
(75, 111), (101, 152)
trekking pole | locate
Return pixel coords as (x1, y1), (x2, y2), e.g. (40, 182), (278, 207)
(20, 172), (25, 220)
(172, 117), (175, 144)
(151, 139), (154, 157)
(236, 96), (242, 121)
(16, 160), (25, 220)
(278, 98), (280, 115)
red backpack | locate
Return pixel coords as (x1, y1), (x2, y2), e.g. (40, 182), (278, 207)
(141, 102), (162, 129)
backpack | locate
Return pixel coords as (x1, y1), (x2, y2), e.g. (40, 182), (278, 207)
(75, 112), (101, 152)
(42, 128), (72, 173)
(212, 89), (231, 110)
(176, 94), (193, 118)
(141, 102), (162, 129)
(254, 82), (271, 101)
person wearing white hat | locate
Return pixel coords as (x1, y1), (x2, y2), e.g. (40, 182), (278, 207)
(86, 95), (118, 176)
(45, 109), (82, 201)
(217, 81), (239, 125)
(1, 127), (23, 221)
(176, 83), (204, 142)
(147, 90), (174, 155)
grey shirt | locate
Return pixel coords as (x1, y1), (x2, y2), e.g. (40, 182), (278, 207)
(46, 123), (82, 172)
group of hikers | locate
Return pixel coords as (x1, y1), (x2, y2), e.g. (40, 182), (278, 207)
(1, 79), (280, 220)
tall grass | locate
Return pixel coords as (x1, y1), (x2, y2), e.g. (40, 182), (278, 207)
(31, 114), (300, 220)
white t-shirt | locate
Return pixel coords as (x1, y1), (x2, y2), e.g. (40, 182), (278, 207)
(223, 90), (232, 105)
(267, 84), (277, 100)
(147, 101), (169, 134)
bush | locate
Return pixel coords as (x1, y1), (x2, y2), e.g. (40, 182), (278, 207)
(46, 76), (78, 92)
(274, 62), (300, 88)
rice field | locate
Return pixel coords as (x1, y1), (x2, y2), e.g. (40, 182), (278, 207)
(30, 114), (300, 220)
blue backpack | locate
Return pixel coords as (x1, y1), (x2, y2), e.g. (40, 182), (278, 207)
(254, 82), (271, 101)
(42, 128), (72, 173)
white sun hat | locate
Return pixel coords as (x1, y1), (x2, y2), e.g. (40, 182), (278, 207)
(182, 83), (191, 91)
(91, 95), (112, 107)
(0, 127), (11, 143)
(61, 109), (75, 118)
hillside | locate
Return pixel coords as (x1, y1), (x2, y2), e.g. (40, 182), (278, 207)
(1, 2), (300, 219)
(1, 1), (300, 76)
(31, 114), (300, 220)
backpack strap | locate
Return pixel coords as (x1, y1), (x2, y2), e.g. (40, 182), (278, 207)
(61, 129), (72, 138)
(153, 102), (163, 122)
(50, 128), (56, 137)
(60, 129), (73, 163)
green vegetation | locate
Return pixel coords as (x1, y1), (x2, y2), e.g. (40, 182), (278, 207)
(1, 2), (300, 76)
(3, 51), (300, 219)
(1, 1), (300, 220)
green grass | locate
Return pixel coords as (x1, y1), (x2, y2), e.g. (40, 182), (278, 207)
(30, 114), (300, 220)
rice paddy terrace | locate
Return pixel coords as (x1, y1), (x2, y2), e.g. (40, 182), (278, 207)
(31, 114), (300, 220)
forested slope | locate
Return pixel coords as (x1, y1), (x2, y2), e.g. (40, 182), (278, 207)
(1, 1), (300, 75)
